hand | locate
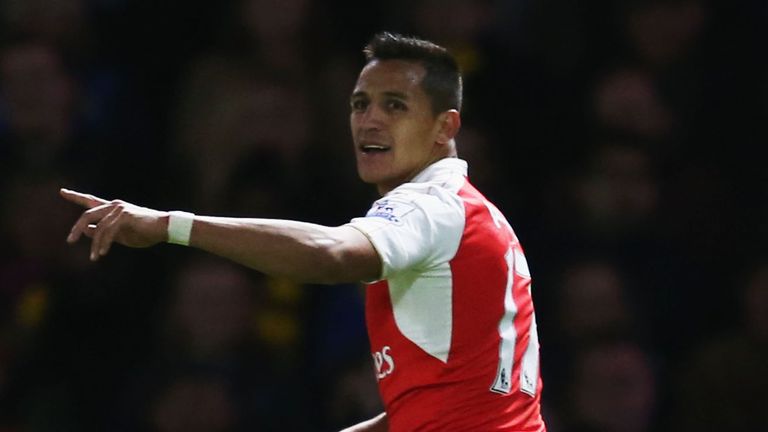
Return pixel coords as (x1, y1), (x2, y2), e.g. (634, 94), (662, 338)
(339, 413), (388, 432)
(60, 188), (169, 261)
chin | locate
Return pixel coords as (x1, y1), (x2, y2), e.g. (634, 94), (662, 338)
(358, 173), (382, 186)
(356, 165), (380, 183)
(357, 173), (389, 193)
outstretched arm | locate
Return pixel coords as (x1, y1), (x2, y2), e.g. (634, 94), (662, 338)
(340, 412), (388, 432)
(60, 188), (381, 284)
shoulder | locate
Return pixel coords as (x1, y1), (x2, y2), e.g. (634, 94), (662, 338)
(347, 171), (471, 277)
(378, 175), (466, 223)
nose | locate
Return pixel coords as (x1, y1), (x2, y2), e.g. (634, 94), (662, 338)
(357, 104), (386, 131)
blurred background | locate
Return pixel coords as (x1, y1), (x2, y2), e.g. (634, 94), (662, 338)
(0, 0), (765, 431)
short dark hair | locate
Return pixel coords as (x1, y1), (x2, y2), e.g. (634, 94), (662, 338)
(363, 32), (463, 115)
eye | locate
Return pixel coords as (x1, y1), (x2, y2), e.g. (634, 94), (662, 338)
(350, 98), (368, 112)
(386, 99), (407, 111)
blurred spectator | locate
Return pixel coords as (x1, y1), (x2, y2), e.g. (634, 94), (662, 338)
(0, 38), (145, 198)
(563, 339), (659, 432)
(171, 57), (312, 213)
(539, 140), (661, 264)
(0, 175), (88, 268)
(164, 257), (257, 357)
(399, 0), (515, 125)
(150, 373), (236, 432)
(301, 281), (372, 431)
(0, 0), (90, 53)
(571, 143), (659, 236)
(0, 212), (164, 431)
(326, 354), (383, 431)
(608, 0), (711, 164)
(0, 35), (148, 430)
(556, 260), (637, 345)
(237, 0), (317, 79)
(169, 0), (374, 225)
(623, 0), (708, 70)
(671, 261), (768, 430)
(403, 0), (495, 78)
(591, 68), (673, 140)
(540, 258), (647, 422)
(0, 174), (92, 430)
(0, 42), (82, 176)
(116, 257), (309, 431)
(455, 125), (511, 203)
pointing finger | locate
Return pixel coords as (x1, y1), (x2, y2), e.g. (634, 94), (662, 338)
(60, 188), (108, 209)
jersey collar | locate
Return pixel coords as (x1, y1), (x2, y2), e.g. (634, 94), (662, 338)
(410, 157), (468, 184)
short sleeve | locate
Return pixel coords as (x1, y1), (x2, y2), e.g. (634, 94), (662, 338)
(346, 187), (465, 280)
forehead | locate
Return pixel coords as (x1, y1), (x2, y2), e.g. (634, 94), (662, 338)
(354, 59), (426, 96)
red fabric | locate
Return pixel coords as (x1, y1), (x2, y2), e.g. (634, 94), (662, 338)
(366, 180), (545, 431)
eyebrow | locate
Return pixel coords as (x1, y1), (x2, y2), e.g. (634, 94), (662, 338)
(382, 91), (408, 100)
(350, 90), (409, 100)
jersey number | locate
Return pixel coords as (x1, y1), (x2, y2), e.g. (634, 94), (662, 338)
(486, 201), (540, 396)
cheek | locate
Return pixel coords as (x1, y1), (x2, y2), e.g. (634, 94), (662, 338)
(395, 121), (434, 149)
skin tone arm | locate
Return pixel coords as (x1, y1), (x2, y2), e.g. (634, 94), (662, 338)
(340, 412), (388, 432)
(60, 188), (382, 284)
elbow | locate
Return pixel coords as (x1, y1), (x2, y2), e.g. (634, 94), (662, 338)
(285, 226), (380, 285)
(309, 248), (355, 285)
(309, 242), (377, 285)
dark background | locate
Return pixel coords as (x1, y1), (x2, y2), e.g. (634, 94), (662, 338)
(0, 0), (766, 431)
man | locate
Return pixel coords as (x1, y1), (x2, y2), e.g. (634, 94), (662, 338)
(62, 32), (546, 432)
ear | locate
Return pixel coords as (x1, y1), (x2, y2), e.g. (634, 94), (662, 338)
(435, 110), (461, 145)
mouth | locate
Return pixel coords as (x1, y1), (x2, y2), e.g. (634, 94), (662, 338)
(359, 142), (391, 154)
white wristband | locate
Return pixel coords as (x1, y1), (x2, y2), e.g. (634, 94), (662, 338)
(167, 211), (195, 246)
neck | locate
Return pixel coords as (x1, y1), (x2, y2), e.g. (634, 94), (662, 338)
(376, 145), (459, 196)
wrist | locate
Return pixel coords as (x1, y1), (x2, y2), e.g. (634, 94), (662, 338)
(167, 211), (195, 246)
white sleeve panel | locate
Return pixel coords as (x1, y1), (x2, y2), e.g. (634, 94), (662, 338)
(347, 186), (465, 279)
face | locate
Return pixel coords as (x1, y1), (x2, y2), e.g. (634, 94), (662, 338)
(350, 59), (447, 195)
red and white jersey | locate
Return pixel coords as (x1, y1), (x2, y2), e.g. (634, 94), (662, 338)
(347, 158), (546, 432)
